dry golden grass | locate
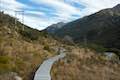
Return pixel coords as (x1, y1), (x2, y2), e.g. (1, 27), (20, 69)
(0, 12), (66, 80)
(51, 48), (120, 80)
(0, 32), (61, 80)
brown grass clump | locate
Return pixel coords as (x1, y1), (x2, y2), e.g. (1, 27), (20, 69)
(0, 29), (60, 80)
(51, 48), (120, 80)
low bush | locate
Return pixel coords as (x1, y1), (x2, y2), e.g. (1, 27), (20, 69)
(19, 30), (39, 40)
(0, 56), (12, 74)
(0, 63), (11, 74)
(44, 45), (51, 52)
(0, 56), (11, 64)
(87, 44), (108, 53)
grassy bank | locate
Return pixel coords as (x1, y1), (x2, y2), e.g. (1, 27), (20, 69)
(51, 47), (120, 80)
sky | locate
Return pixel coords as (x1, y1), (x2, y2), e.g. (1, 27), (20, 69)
(0, 0), (120, 30)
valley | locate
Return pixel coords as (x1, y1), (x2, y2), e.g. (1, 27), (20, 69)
(0, 3), (120, 80)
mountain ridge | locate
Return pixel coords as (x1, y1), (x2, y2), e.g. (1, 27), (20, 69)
(54, 4), (120, 51)
(45, 22), (65, 34)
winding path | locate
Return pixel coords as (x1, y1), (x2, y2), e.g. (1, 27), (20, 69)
(34, 53), (66, 80)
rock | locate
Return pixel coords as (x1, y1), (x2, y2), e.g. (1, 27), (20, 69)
(0, 72), (22, 80)
(14, 76), (22, 80)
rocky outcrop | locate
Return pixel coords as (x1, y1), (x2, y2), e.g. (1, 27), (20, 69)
(0, 72), (22, 80)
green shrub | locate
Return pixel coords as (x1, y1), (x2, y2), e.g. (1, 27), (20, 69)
(19, 29), (39, 40)
(0, 56), (12, 74)
(0, 63), (11, 74)
(0, 56), (10, 64)
(87, 44), (107, 53)
(14, 58), (25, 72)
(44, 45), (50, 51)
(39, 31), (48, 37)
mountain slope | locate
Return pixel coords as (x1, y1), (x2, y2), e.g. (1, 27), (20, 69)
(0, 12), (65, 80)
(55, 4), (120, 50)
(51, 47), (120, 80)
(50, 4), (120, 80)
(45, 22), (65, 34)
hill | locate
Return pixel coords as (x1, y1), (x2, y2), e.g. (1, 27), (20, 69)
(55, 4), (120, 52)
(45, 22), (65, 34)
(0, 12), (65, 80)
(50, 4), (120, 80)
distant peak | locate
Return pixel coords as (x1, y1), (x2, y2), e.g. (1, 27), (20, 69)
(113, 4), (120, 9)
(56, 22), (65, 24)
(116, 4), (120, 7)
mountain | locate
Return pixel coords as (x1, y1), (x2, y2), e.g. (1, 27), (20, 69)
(55, 4), (120, 50)
(50, 4), (120, 80)
(45, 22), (65, 34)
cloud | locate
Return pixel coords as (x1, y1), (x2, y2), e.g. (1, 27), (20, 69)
(70, 0), (120, 16)
(30, 0), (81, 21)
(30, 0), (120, 28)
(25, 10), (46, 17)
(24, 15), (55, 30)
(1, 0), (27, 11)
(1, 0), (120, 30)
